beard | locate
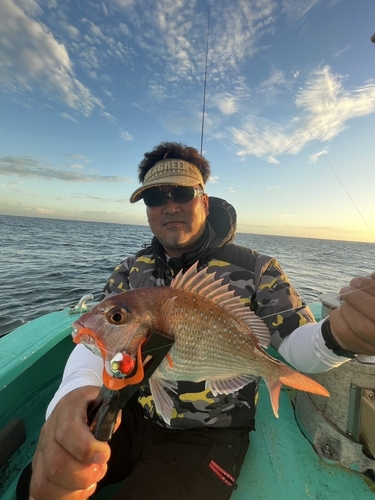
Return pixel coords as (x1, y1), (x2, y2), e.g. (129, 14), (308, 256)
(159, 224), (206, 254)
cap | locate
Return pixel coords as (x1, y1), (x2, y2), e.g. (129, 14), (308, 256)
(130, 159), (205, 203)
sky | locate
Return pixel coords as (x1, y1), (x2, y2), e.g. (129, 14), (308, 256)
(1, 0), (375, 243)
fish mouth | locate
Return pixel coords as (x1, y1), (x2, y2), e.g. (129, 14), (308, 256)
(72, 323), (104, 359)
(71, 322), (144, 391)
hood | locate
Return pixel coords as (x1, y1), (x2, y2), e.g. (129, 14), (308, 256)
(207, 196), (237, 245)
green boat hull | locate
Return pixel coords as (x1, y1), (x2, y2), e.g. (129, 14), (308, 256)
(0, 304), (374, 499)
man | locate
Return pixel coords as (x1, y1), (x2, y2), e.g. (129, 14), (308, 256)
(27, 142), (375, 500)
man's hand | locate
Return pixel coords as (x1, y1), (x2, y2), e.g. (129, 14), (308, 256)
(329, 272), (375, 355)
(29, 386), (111, 500)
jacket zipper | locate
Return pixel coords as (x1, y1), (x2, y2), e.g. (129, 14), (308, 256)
(209, 460), (238, 489)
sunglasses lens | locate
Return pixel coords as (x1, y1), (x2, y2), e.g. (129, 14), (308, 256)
(172, 187), (195, 203)
(143, 187), (201, 207)
(143, 188), (166, 207)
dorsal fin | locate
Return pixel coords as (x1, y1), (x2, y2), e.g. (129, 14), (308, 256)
(171, 262), (271, 347)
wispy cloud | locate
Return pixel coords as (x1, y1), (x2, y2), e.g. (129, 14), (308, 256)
(281, 0), (322, 23)
(71, 193), (128, 203)
(65, 154), (90, 163)
(36, 207), (55, 214)
(60, 112), (78, 124)
(0, 0), (103, 115)
(230, 66), (375, 163)
(0, 156), (131, 183)
(0, 0), (281, 135)
(332, 45), (350, 59)
(120, 130), (133, 141)
(103, 0), (279, 123)
(216, 94), (240, 115)
(310, 148), (329, 163)
(101, 111), (118, 123)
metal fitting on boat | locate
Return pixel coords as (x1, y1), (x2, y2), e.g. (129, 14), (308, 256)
(68, 293), (95, 314)
(295, 296), (375, 478)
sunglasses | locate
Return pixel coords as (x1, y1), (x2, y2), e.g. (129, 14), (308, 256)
(143, 186), (204, 207)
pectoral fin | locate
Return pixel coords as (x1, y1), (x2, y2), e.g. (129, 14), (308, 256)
(149, 377), (178, 425)
(156, 296), (177, 332)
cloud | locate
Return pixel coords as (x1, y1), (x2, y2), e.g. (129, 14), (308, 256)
(69, 163), (84, 170)
(0, 156), (131, 183)
(36, 207), (55, 214)
(216, 94), (240, 115)
(230, 66), (375, 162)
(101, 111), (118, 123)
(0, 0), (103, 115)
(114, 0), (135, 8)
(310, 148), (328, 163)
(65, 154), (90, 163)
(60, 112), (78, 124)
(0, 0), (281, 127)
(332, 45), (350, 59)
(71, 193), (128, 203)
(104, 0), (279, 112)
(120, 130), (133, 141)
(208, 175), (219, 184)
(281, 0), (322, 23)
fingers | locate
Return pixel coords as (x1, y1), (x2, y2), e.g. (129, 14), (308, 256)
(330, 306), (375, 354)
(329, 273), (375, 355)
(33, 424), (108, 489)
(52, 401), (110, 466)
(31, 449), (100, 499)
(29, 386), (111, 500)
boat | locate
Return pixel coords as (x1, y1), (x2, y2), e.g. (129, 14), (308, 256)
(1, 297), (374, 500)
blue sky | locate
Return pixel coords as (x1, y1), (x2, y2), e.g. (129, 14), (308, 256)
(1, 0), (375, 243)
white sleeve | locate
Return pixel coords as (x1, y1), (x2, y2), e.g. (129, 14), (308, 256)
(46, 344), (103, 419)
(278, 319), (352, 373)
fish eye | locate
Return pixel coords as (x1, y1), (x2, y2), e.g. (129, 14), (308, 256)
(106, 307), (128, 325)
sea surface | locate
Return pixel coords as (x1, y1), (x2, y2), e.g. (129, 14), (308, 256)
(1, 215), (374, 336)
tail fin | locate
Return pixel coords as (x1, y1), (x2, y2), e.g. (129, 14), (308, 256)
(265, 365), (329, 418)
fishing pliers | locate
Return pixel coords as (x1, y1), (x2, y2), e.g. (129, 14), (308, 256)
(87, 331), (174, 442)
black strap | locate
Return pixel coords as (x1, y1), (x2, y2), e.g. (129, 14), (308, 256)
(321, 318), (356, 358)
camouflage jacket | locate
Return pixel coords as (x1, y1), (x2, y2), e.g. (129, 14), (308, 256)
(101, 197), (315, 430)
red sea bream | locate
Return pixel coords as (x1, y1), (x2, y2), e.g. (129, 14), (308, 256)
(72, 263), (329, 424)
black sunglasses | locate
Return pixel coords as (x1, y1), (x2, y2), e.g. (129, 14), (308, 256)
(143, 186), (204, 207)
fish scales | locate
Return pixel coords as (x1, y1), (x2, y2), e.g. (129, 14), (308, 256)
(154, 289), (266, 380)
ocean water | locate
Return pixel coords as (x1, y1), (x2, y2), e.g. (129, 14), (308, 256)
(1, 215), (374, 336)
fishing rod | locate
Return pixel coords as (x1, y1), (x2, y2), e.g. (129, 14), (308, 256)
(200, 5), (211, 154)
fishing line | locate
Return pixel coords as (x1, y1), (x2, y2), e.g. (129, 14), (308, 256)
(301, 117), (375, 241)
(142, 343), (175, 356)
(259, 282), (375, 321)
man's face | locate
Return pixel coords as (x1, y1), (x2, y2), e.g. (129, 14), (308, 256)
(146, 185), (209, 257)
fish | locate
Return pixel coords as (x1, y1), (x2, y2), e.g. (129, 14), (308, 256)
(72, 262), (329, 424)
